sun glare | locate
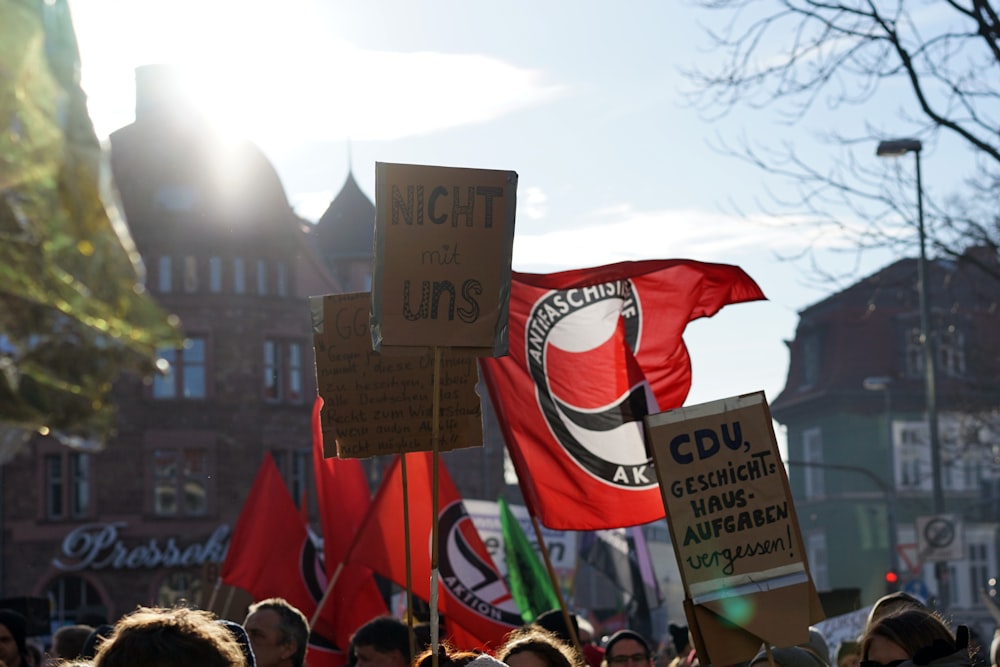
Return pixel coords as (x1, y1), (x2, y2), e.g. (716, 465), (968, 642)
(70, 1), (565, 146)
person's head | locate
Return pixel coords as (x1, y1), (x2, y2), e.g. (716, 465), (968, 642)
(861, 608), (957, 667)
(93, 606), (244, 667)
(413, 642), (482, 667)
(803, 627), (831, 666)
(865, 593), (927, 630)
(605, 630), (653, 667)
(350, 616), (411, 667)
(244, 598), (309, 667)
(498, 626), (585, 667)
(53, 625), (95, 660)
(837, 641), (862, 667)
(668, 625), (690, 656)
(81, 624), (114, 659)
(0, 609), (27, 667)
(533, 610), (580, 647)
(578, 618), (596, 646)
(750, 646), (827, 667)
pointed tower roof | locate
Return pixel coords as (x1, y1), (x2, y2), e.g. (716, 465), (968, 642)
(314, 171), (375, 262)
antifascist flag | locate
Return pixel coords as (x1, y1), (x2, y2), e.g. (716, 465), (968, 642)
(345, 452), (522, 651)
(311, 396), (388, 651)
(219, 453), (340, 667)
(479, 259), (765, 529)
(498, 496), (559, 623)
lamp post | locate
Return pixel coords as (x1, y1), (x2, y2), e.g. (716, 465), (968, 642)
(876, 138), (948, 608)
(863, 376), (900, 583)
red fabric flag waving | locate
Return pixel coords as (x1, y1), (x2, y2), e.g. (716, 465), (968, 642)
(312, 396), (388, 651)
(479, 259), (765, 530)
(345, 452), (521, 652)
(220, 453), (341, 667)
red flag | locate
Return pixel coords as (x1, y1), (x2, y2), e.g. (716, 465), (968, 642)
(311, 396), (388, 650)
(219, 453), (341, 667)
(479, 259), (765, 530)
(345, 452), (521, 652)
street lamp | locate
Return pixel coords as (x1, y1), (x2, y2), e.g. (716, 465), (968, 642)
(876, 138), (947, 608)
(863, 376), (900, 584)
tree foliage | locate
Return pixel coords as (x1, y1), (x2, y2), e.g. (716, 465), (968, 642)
(685, 0), (1000, 280)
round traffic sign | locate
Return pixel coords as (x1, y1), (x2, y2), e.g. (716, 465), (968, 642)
(923, 517), (956, 548)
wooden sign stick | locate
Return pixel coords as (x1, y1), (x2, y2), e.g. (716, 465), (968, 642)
(530, 513), (582, 655)
(401, 453), (417, 662)
(430, 346), (442, 667)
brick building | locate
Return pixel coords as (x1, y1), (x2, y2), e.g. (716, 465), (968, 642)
(0, 64), (505, 624)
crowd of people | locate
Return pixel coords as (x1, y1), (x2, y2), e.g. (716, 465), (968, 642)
(0, 590), (992, 667)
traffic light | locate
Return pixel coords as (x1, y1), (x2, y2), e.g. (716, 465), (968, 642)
(885, 570), (900, 593)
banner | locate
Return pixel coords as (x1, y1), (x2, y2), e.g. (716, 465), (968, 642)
(371, 162), (517, 355)
(645, 392), (824, 666)
(479, 259), (765, 529)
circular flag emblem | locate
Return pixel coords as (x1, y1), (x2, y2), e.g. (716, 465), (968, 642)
(524, 280), (657, 489)
(438, 501), (522, 627)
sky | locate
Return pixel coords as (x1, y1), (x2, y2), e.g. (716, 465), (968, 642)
(67, 0), (923, 428)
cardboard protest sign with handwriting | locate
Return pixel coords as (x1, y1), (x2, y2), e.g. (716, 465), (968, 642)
(312, 293), (483, 458)
(645, 391), (824, 667)
(371, 162), (517, 356)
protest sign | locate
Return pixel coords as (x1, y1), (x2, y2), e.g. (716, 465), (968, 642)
(646, 391), (824, 667)
(371, 162), (517, 356)
(312, 292), (483, 458)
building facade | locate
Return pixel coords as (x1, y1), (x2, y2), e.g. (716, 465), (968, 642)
(0, 64), (506, 625)
(772, 247), (1000, 633)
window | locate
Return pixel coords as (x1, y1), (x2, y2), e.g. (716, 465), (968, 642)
(264, 339), (305, 404)
(806, 531), (829, 590)
(157, 570), (203, 608)
(899, 424), (930, 490)
(277, 261), (288, 297)
(46, 574), (105, 625)
(799, 332), (821, 388)
(257, 259), (268, 295)
(209, 257), (222, 293)
(905, 327), (924, 378)
(45, 452), (91, 520)
(803, 427), (824, 498)
(153, 337), (207, 399)
(264, 340), (281, 401)
(234, 258), (245, 294)
(183, 256), (197, 293)
(152, 448), (209, 517)
(272, 448), (310, 509)
(938, 326), (966, 377)
(158, 256), (172, 293)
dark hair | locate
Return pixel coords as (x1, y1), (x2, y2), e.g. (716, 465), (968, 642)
(534, 609), (580, 646)
(865, 592), (927, 629)
(413, 642), (481, 667)
(498, 626), (584, 667)
(352, 616), (412, 662)
(53, 625), (95, 660)
(93, 607), (244, 667)
(861, 609), (956, 661)
(246, 598), (310, 667)
(605, 630), (652, 661)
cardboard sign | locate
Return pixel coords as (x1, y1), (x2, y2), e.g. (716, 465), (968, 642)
(312, 293), (483, 458)
(645, 391), (824, 667)
(371, 162), (517, 356)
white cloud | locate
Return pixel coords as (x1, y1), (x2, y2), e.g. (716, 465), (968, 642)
(511, 204), (866, 272)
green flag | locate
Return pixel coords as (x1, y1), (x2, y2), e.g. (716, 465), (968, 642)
(499, 496), (560, 623)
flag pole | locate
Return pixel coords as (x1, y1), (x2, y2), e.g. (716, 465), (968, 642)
(308, 561), (344, 629)
(402, 453), (416, 662)
(529, 513), (582, 656)
(430, 346), (442, 667)
(206, 576), (222, 613)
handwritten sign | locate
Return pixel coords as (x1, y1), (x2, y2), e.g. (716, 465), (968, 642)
(371, 162), (517, 356)
(646, 391), (823, 666)
(312, 293), (483, 458)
